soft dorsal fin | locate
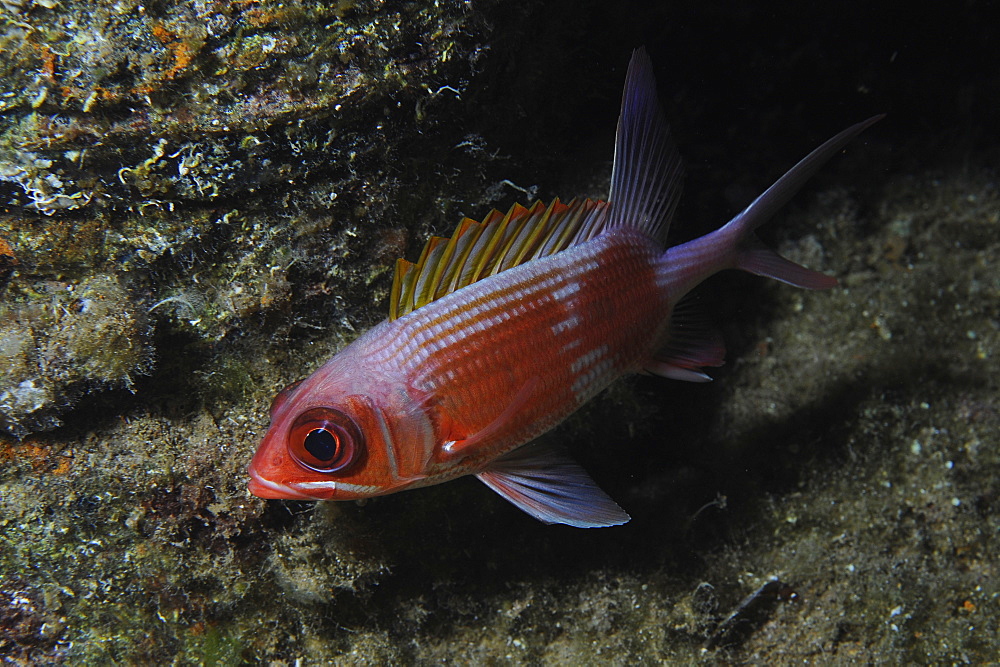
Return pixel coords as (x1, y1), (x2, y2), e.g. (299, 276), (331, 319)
(607, 47), (683, 245)
(389, 197), (609, 320)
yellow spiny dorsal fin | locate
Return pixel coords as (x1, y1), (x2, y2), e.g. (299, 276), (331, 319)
(466, 203), (532, 284)
(388, 197), (610, 320)
(389, 257), (414, 320)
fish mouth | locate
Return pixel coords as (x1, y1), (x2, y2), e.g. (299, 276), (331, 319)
(247, 468), (336, 500)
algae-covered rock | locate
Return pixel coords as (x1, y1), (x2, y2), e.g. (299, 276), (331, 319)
(269, 502), (391, 605)
(0, 274), (151, 436)
(0, 0), (498, 436)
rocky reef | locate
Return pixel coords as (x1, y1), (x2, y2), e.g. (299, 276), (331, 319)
(1, 0), (997, 663)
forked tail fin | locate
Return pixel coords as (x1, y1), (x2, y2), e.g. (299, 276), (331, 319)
(659, 115), (884, 301)
(727, 114), (884, 287)
(649, 114), (883, 383)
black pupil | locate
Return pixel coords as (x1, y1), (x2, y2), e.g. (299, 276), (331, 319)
(304, 428), (339, 462)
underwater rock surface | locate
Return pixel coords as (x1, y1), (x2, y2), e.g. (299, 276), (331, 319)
(0, 275), (151, 436)
(1, 0), (998, 664)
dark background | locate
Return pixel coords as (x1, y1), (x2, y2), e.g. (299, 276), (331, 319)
(478, 1), (996, 227)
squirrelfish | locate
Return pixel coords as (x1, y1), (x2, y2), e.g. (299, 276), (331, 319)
(248, 48), (880, 527)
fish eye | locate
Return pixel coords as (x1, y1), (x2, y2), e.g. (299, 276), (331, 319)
(287, 407), (364, 473)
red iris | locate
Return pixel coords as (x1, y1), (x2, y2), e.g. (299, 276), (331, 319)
(287, 407), (363, 473)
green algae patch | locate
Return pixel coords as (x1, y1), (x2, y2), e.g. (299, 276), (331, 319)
(0, 274), (151, 436)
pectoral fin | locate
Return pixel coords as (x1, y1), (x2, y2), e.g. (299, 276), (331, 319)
(476, 442), (630, 528)
(441, 377), (540, 459)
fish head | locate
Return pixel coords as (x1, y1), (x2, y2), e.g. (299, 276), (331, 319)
(248, 350), (435, 501)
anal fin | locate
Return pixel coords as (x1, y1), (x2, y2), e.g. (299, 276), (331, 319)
(476, 441), (630, 528)
(645, 291), (726, 382)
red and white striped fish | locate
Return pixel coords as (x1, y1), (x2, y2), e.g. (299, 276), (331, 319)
(248, 49), (881, 527)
